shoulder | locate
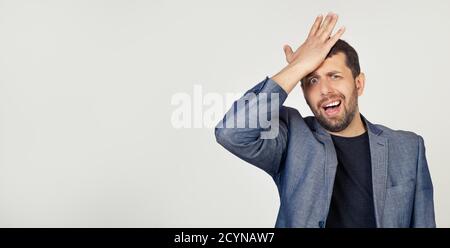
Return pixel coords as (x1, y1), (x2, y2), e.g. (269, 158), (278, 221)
(374, 123), (421, 140)
(280, 106), (312, 124)
(371, 122), (424, 151)
(280, 106), (322, 133)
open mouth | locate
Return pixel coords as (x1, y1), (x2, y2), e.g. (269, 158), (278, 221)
(321, 100), (342, 116)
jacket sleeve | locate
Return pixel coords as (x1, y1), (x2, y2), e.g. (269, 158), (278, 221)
(411, 135), (436, 227)
(214, 77), (289, 178)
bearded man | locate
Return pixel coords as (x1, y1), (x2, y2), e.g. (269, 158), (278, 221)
(215, 12), (435, 228)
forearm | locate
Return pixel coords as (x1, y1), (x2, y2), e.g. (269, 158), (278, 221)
(270, 63), (309, 94)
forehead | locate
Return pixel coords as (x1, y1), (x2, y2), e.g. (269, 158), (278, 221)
(311, 52), (350, 75)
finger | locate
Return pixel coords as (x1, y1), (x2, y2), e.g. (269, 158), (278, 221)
(320, 13), (339, 40)
(326, 26), (345, 48)
(283, 45), (294, 63)
(317, 12), (334, 37)
(307, 14), (323, 38)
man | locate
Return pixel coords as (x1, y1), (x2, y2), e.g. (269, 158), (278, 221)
(214, 12), (435, 228)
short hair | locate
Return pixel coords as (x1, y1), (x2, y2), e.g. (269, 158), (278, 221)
(301, 39), (360, 85)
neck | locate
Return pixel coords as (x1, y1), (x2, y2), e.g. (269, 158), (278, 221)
(327, 111), (367, 137)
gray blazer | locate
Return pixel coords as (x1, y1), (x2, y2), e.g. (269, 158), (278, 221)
(215, 77), (436, 228)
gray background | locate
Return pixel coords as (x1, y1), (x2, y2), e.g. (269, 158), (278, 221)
(1, 0), (449, 227)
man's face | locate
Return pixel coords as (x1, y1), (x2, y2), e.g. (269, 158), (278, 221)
(302, 52), (365, 132)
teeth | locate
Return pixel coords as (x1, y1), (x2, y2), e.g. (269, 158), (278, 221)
(325, 100), (340, 107)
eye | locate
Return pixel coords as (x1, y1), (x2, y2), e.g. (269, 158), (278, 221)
(308, 77), (319, 85)
(331, 74), (341, 80)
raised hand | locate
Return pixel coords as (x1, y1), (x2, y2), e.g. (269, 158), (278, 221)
(271, 12), (345, 93)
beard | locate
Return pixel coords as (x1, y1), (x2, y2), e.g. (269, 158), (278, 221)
(306, 85), (358, 133)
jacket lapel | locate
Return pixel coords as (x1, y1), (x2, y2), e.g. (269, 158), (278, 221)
(363, 115), (389, 227)
(312, 118), (340, 222)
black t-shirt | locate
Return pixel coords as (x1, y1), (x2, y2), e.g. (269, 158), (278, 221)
(325, 131), (377, 228)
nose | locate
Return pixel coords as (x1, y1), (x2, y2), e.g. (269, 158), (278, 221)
(319, 79), (334, 96)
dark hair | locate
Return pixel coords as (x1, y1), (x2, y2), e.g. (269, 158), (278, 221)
(301, 39), (360, 85)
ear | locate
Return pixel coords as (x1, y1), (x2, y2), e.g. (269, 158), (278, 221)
(355, 72), (366, 96)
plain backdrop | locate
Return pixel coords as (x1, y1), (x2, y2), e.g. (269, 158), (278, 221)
(1, 0), (449, 227)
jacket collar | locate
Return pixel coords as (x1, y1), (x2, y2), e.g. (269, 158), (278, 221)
(312, 113), (383, 137)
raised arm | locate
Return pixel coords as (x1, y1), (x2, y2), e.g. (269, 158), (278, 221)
(215, 12), (345, 177)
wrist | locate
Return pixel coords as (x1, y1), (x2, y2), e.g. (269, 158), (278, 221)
(271, 64), (309, 94)
(289, 62), (310, 79)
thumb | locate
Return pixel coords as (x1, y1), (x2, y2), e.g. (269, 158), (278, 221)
(283, 45), (294, 63)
